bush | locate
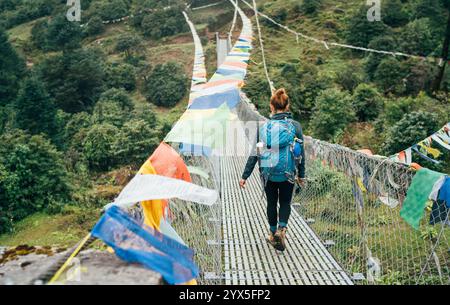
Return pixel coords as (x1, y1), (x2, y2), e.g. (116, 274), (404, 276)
(13, 75), (57, 137)
(373, 57), (408, 94)
(85, 16), (105, 36)
(383, 111), (440, 155)
(403, 60), (438, 95)
(352, 84), (384, 122)
(382, 0), (409, 27)
(300, 0), (321, 15)
(365, 36), (399, 79)
(143, 62), (188, 107)
(97, 0), (130, 20)
(37, 48), (106, 113)
(335, 63), (363, 92)
(139, 6), (188, 39)
(0, 28), (25, 106)
(46, 14), (83, 51)
(131, 102), (158, 129)
(346, 5), (388, 47)
(92, 101), (129, 128)
(82, 123), (119, 171)
(30, 19), (49, 50)
(0, 130), (70, 233)
(97, 88), (133, 110)
(115, 34), (142, 59)
(114, 119), (160, 166)
(273, 62), (330, 120)
(64, 112), (92, 144)
(105, 63), (136, 91)
(310, 88), (356, 141)
(400, 18), (438, 56)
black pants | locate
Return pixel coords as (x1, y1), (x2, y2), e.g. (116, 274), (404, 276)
(264, 180), (295, 228)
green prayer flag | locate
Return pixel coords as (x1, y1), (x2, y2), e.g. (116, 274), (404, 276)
(187, 166), (210, 180)
(164, 103), (235, 149)
(400, 168), (444, 230)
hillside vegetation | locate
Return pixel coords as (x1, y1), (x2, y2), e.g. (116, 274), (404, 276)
(0, 0), (449, 245)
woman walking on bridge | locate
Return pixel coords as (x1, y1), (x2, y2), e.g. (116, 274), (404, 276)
(239, 88), (306, 251)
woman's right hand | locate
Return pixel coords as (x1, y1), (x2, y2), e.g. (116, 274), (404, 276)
(239, 179), (246, 189)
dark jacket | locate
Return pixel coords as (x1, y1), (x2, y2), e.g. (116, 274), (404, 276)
(241, 112), (306, 180)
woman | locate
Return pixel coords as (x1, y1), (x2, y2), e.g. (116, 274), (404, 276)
(239, 88), (306, 251)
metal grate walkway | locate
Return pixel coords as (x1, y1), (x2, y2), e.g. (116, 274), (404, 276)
(220, 123), (353, 285)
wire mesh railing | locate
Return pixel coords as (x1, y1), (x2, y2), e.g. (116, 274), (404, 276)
(294, 137), (449, 285)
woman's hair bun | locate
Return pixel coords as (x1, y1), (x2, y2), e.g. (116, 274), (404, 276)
(270, 88), (290, 111)
(276, 88), (286, 97)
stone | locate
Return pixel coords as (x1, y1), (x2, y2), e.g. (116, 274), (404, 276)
(0, 248), (163, 285)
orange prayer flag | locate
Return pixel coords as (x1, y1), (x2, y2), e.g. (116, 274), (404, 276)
(150, 142), (192, 183)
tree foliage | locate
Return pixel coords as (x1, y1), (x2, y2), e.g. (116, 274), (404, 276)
(143, 62), (188, 107)
(138, 6), (188, 39)
(82, 123), (119, 171)
(37, 48), (106, 113)
(0, 28), (25, 106)
(114, 119), (159, 166)
(310, 88), (356, 141)
(13, 75), (57, 137)
(0, 130), (70, 233)
(346, 5), (388, 47)
(46, 14), (83, 51)
(384, 111), (440, 154)
(351, 84), (384, 122)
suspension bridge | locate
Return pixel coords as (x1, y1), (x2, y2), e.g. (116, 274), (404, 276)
(34, 1), (449, 285)
(169, 1), (449, 285)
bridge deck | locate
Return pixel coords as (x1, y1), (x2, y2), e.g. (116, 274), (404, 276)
(220, 136), (353, 285)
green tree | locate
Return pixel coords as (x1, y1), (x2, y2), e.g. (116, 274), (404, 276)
(84, 16), (105, 36)
(384, 111), (440, 154)
(140, 7), (188, 39)
(98, 0), (130, 20)
(97, 88), (133, 110)
(37, 48), (106, 113)
(301, 0), (321, 15)
(30, 19), (49, 50)
(310, 88), (356, 141)
(373, 57), (408, 94)
(404, 59), (437, 95)
(82, 123), (119, 171)
(335, 63), (363, 92)
(346, 5), (388, 47)
(114, 119), (160, 166)
(46, 14), (83, 50)
(131, 102), (158, 129)
(0, 28), (25, 106)
(143, 62), (188, 107)
(105, 63), (137, 91)
(0, 130), (70, 233)
(13, 75), (57, 137)
(400, 18), (438, 56)
(352, 84), (384, 122)
(92, 100), (129, 128)
(382, 0), (409, 27)
(115, 34), (142, 59)
(365, 36), (399, 79)
(64, 112), (92, 144)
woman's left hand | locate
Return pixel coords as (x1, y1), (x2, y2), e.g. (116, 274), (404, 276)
(296, 177), (306, 187)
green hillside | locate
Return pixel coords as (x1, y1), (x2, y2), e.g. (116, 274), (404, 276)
(0, 0), (449, 245)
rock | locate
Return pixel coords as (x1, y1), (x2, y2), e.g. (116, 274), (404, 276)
(0, 248), (163, 285)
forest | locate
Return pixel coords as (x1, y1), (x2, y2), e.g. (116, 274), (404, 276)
(0, 0), (449, 246)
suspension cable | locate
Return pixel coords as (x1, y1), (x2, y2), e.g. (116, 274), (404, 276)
(250, 0), (275, 94)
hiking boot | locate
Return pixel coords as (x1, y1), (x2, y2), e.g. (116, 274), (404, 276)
(275, 227), (287, 251)
(266, 232), (282, 250)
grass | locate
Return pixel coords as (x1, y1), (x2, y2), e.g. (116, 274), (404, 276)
(0, 206), (101, 247)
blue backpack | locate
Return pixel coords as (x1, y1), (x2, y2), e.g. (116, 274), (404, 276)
(259, 119), (302, 183)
